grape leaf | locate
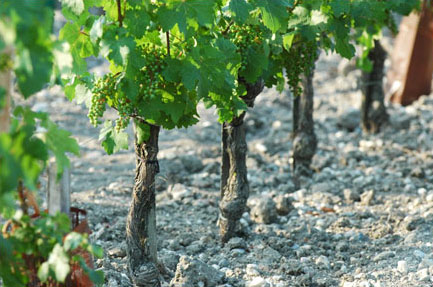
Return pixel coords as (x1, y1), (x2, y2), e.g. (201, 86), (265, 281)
(253, 0), (291, 33)
(157, 0), (217, 34)
(229, 0), (252, 23)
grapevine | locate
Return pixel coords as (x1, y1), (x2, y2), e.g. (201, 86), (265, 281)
(139, 45), (167, 100)
(229, 24), (263, 74)
(89, 75), (111, 126)
(285, 41), (318, 97)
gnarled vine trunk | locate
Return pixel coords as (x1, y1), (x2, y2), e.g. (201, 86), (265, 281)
(219, 79), (264, 243)
(361, 40), (389, 133)
(126, 124), (161, 287)
(292, 68), (317, 181)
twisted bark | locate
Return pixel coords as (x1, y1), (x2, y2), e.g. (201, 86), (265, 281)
(219, 79), (264, 243)
(126, 124), (161, 287)
(361, 40), (389, 133)
(292, 68), (317, 179)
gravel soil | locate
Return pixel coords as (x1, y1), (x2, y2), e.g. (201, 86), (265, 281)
(14, 45), (433, 287)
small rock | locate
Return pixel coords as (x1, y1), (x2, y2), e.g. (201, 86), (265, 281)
(336, 241), (349, 252)
(397, 260), (408, 275)
(107, 278), (119, 287)
(218, 258), (229, 268)
(373, 251), (395, 262)
(337, 108), (360, 131)
(360, 190), (375, 206)
(417, 268), (430, 281)
(246, 277), (270, 287)
(249, 197), (278, 224)
(108, 244), (126, 258)
(169, 184), (193, 201)
(273, 194), (294, 216)
(226, 237), (247, 250)
(170, 256), (224, 287)
(419, 258), (433, 269)
(246, 264), (260, 277)
(414, 250), (426, 260)
(411, 167), (425, 178)
(344, 188), (360, 203)
(191, 172), (213, 188)
(426, 192), (433, 202)
(310, 182), (333, 193)
(315, 256), (331, 270)
(178, 155), (204, 173)
(405, 216), (426, 231)
(230, 248), (246, 257)
(284, 259), (303, 275)
(160, 250), (180, 272)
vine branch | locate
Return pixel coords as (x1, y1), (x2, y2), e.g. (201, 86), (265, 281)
(166, 32), (170, 56)
(116, 0), (124, 27)
(222, 20), (234, 35)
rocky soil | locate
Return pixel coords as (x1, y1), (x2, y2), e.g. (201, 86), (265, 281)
(16, 44), (433, 287)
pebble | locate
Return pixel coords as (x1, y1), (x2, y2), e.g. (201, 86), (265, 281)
(419, 258), (433, 269)
(226, 237), (247, 250)
(246, 264), (260, 277)
(344, 188), (360, 203)
(337, 108), (360, 131)
(169, 183), (193, 201)
(249, 196), (278, 224)
(373, 251), (395, 262)
(218, 258), (229, 268)
(417, 268), (430, 281)
(397, 260), (408, 274)
(170, 256), (224, 286)
(315, 255), (331, 270)
(246, 277), (270, 287)
(108, 244), (126, 258)
(426, 192), (433, 202)
(273, 194), (293, 216)
(414, 250), (426, 260)
(361, 190), (375, 206)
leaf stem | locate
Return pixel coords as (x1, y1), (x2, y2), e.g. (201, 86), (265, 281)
(116, 0), (124, 27)
(222, 20), (234, 35)
(166, 32), (170, 56)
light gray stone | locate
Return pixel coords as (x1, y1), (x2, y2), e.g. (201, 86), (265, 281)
(170, 256), (224, 287)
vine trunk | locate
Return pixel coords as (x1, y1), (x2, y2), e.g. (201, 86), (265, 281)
(126, 124), (161, 287)
(361, 40), (389, 133)
(219, 79), (264, 243)
(292, 68), (317, 182)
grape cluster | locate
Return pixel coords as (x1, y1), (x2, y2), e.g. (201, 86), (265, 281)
(285, 41), (317, 97)
(139, 46), (166, 99)
(115, 97), (133, 132)
(89, 74), (115, 126)
(229, 24), (262, 72)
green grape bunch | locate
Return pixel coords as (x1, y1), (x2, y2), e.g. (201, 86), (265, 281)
(88, 45), (168, 131)
(229, 24), (263, 73)
(139, 45), (167, 99)
(285, 41), (318, 97)
(89, 74), (116, 127)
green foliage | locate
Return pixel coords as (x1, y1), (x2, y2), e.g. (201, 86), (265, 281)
(59, 0), (421, 154)
(0, 1), (104, 286)
(1, 212), (104, 286)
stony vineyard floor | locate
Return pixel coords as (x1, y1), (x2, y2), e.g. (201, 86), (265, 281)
(18, 47), (433, 287)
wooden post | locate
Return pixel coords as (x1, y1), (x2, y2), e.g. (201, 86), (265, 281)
(47, 158), (71, 217)
(0, 48), (12, 133)
(387, 1), (433, 105)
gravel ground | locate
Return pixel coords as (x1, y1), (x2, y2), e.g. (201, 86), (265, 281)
(15, 44), (433, 287)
